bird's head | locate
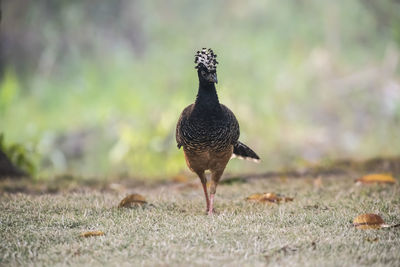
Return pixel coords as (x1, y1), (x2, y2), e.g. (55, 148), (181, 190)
(195, 48), (218, 84)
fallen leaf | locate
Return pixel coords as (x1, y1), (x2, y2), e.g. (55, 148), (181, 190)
(246, 192), (293, 204)
(176, 182), (200, 191)
(118, 193), (147, 208)
(365, 237), (379, 242)
(313, 177), (323, 189)
(281, 197), (294, 202)
(246, 193), (265, 201)
(355, 174), (396, 184)
(80, 230), (105, 238)
(172, 174), (189, 183)
(353, 214), (386, 229)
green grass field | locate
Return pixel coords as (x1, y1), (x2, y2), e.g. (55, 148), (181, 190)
(1, 174), (399, 266)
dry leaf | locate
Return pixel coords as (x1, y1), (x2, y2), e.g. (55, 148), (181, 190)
(246, 193), (265, 201)
(353, 214), (400, 229)
(353, 214), (386, 229)
(246, 192), (293, 204)
(80, 230), (105, 237)
(365, 237), (379, 242)
(172, 174), (189, 183)
(118, 193), (147, 208)
(355, 174), (396, 184)
(176, 182), (200, 191)
(313, 177), (323, 189)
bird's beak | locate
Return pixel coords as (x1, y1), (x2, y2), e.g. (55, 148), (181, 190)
(210, 73), (218, 84)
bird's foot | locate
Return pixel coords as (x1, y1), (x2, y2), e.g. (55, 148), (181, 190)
(207, 193), (217, 215)
(206, 208), (219, 216)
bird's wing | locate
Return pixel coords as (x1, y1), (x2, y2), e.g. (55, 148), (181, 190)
(220, 104), (240, 144)
(175, 104), (194, 149)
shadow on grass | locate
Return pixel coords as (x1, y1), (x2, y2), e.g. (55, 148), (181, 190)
(1, 155), (399, 194)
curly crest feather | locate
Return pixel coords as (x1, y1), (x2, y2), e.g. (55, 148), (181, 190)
(194, 48), (218, 71)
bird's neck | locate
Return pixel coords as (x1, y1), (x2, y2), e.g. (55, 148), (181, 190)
(194, 82), (221, 113)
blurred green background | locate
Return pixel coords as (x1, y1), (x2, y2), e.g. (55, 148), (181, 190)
(1, 0), (400, 179)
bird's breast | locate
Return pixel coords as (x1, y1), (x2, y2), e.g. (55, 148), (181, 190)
(180, 118), (234, 152)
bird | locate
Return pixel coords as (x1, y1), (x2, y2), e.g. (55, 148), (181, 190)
(176, 48), (260, 215)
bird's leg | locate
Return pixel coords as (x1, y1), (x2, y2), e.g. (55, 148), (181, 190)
(197, 171), (210, 212)
(208, 192), (215, 216)
(208, 170), (223, 215)
(202, 182), (210, 212)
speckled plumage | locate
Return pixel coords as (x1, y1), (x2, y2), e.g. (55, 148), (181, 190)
(176, 103), (239, 152)
(176, 48), (259, 215)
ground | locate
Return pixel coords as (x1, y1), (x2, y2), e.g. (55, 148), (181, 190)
(1, 174), (399, 266)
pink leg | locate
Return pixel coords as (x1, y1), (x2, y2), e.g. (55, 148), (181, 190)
(201, 182), (210, 211)
(208, 194), (215, 215)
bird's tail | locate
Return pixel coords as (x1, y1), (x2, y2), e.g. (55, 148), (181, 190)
(232, 141), (260, 163)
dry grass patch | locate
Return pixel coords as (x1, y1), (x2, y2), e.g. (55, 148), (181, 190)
(1, 175), (399, 266)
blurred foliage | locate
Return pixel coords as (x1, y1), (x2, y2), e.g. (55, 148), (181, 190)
(0, 133), (37, 176)
(1, 0), (400, 179)
(0, 70), (18, 114)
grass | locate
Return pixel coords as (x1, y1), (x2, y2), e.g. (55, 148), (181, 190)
(1, 175), (399, 266)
